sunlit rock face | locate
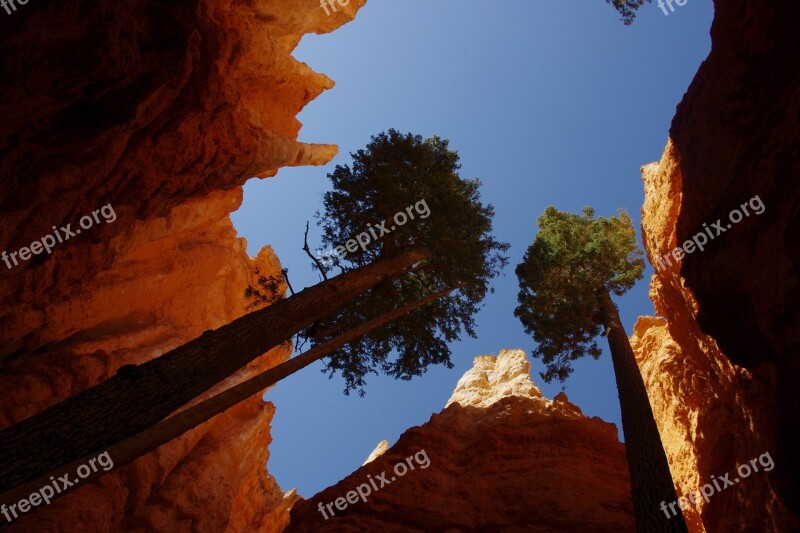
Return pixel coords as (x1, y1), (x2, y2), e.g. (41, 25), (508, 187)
(446, 348), (543, 408)
(634, 142), (785, 532)
(631, 1), (800, 531)
(286, 349), (635, 532)
(362, 440), (389, 466)
(0, 0), (364, 530)
(635, 142), (797, 532)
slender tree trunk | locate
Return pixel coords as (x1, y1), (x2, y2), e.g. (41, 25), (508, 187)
(597, 288), (688, 533)
(0, 285), (456, 511)
(0, 248), (429, 494)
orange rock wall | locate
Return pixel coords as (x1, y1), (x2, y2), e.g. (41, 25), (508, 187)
(0, 0), (365, 530)
(287, 349), (635, 532)
(633, 141), (789, 532)
(631, 1), (800, 531)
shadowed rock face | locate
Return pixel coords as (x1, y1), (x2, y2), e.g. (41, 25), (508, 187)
(670, 0), (800, 374)
(634, 140), (791, 533)
(630, 1), (799, 531)
(0, 0), (364, 530)
(287, 349), (635, 533)
(0, 0), (345, 362)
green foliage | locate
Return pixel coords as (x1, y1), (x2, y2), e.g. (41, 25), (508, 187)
(514, 206), (644, 382)
(244, 268), (284, 309)
(606, 0), (651, 25)
(312, 129), (509, 395)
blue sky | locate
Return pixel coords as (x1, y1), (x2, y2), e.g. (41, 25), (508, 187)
(231, 0), (714, 497)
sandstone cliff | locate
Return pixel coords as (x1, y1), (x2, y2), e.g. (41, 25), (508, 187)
(632, 141), (789, 532)
(631, 2), (800, 531)
(2, 0), (798, 531)
(0, 0), (365, 530)
(287, 349), (635, 532)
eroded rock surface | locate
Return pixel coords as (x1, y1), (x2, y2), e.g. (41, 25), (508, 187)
(634, 142), (797, 532)
(630, 1), (800, 531)
(633, 142), (789, 532)
(287, 349), (635, 532)
(0, 0), (365, 530)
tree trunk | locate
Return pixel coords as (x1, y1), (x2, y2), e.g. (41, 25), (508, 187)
(0, 286), (457, 510)
(0, 248), (429, 494)
(597, 288), (688, 533)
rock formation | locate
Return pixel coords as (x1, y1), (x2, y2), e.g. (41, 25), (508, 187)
(2, 0), (797, 530)
(287, 349), (635, 532)
(0, 0), (365, 530)
(633, 141), (789, 532)
(631, 2), (800, 531)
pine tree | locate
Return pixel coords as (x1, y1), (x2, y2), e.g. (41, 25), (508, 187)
(308, 130), (509, 395)
(514, 206), (687, 532)
(0, 130), (507, 503)
(606, 0), (652, 25)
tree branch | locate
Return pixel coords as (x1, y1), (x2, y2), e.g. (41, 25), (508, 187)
(0, 284), (458, 510)
(0, 246), (430, 496)
(281, 268), (295, 296)
(302, 221), (329, 280)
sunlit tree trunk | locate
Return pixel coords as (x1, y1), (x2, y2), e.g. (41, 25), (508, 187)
(0, 248), (429, 495)
(0, 286), (456, 508)
(597, 288), (688, 533)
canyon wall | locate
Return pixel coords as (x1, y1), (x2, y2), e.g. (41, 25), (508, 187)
(287, 349), (635, 532)
(633, 140), (788, 532)
(631, 2), (800, 532)
(2, 0), (797, 531)
(0, 0), (365, 530)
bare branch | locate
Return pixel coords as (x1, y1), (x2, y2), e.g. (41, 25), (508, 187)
(302, 221), (329, 280)
(281, 268), (296, 296)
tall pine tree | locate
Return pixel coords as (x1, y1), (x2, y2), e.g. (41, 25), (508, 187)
(515, 206), (687, 532)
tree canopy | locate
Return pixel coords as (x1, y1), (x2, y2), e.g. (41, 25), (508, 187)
(308, 129), (509, 395)
(606, 0), (652, 25)
(514, 206), (644, 382)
